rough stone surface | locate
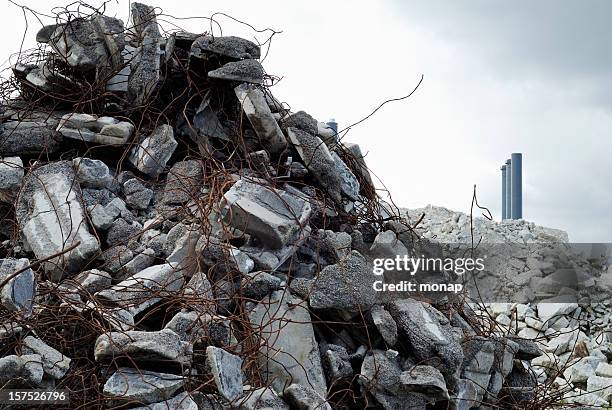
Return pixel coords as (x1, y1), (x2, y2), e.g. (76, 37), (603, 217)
(208, 60), (264, 84)
(22, 336), (71, 380)
(72, 157), (113, 188)
(221, 179), (311, 249)
(206, 346), (243, 401)
(103, 367), (184, 404)
(284, 383), (331, 410)
(191, 35), (260, 60)
(129, 125), (177, 177)
(0, 121), (61, 156)
(250, 290), (327, 398)
(57, 113), (134, 145)
(162, 160), (203, 204)
(235, 83), (287, 154)
(238, 388), (289, 410)
(0, 156), (24, 202)
(0, 258), (36, 315)
(16, 161), (100, 280)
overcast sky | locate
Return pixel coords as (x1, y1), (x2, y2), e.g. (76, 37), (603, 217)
(1, 0), (610, 241)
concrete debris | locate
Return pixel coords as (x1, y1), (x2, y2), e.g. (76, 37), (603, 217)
(191, 35), (261, 60)
(250, 290), (327, 398)
(16, 161), (100, 281)
(221, 179), (311, 249)
(0, 121), (61, 155)
(22, 336), (71, 380)
(208, 59), (265, 84)
(0, 258), (36, 315)
(0, 156), (24, 202)
(94, 328), (192, 366)
(129, 124), (177, 177)
(0, 5), (593, 409)
(235, 83), (287, 154)
(206, 346), (243, 401)
(103, 367), (184, 404)
(57, 113), (134, 144)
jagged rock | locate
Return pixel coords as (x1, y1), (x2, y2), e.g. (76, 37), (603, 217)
(235, 83), (287, 154)
(344, 142), (374, 191)
(284, 384), (331, 410)
(370, 305), (398, 346)
(106, 218), (142, 246)
(16, 161), (100, 281)
(89, 197), (129, 230)
(103, 367), (184, 404)
(308, 251), (376, 315)
(57, 113), (134, 144)
(0, 156), (23, 202)
(241, 271), (282, 300)
(450, 379), (479, 410)
(207, 346), (243, 401)
(287, 127), (359, 202)
(130, 392), (198, 410)
(359, 350), (427, 410)
(388, 299), (464, 377)
(102, 245), (134, 273)
(595, 361), (612, 377)
(128, 34), (162, 105)
(0, 258), (35, 315)
(95, 263), (184, 316)
(460, 337), (496, 400)
(586, 375), (612, 400)
(47, 16), (124, 70)
(190, 36), (260, 60)
(131, 2), (161, 38)
(129, 124), (177, 177)
(119, 248), (156, 279)
(280, 111), (318, 136)
(123, 178), (153, 210)
(22, 336), (71, 380)
(0, 354), (44, 386)
(62, 269), (111, 294)
(238, 388), (289, 410)
(399, 365), (449, 402)
(72, 157), (113, 189)
(563, 356), (603, 383)
(94, 328), (192, 365)
(221, 179), (311, 249)
(162, 160), (203, 204)
(164, 311), (233, 344)
(250, 290), (327, 398)
(0, 121), (61, 155)
(321, 344), (353, 383)
(208, 60), (264, 84)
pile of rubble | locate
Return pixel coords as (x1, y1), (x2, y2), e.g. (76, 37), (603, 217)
(1, 3), (608, 409)
(404, 205), (612, 407)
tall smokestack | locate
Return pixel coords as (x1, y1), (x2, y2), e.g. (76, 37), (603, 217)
(505, 159), (512, 219)
(501, 165), (507, 220)
(511, 153), (522, 219)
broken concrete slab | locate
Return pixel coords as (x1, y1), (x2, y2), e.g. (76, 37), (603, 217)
(94, 328), (192, 365)
(0, 156), (24, 202)
(131, 2), (161, 39)
(57, 113), (134, 145)
(22, 336), (71, 380)
(0, 258), (35, 316)
(191, 35), (260, 60)
(129, 124), (177, 177)
(208, 60), (264, 84)
(103, 367), (184, 405)
(286, 127), (359, 202)
(250, 290), (327, 398)
(280, 111), (318, 136)
(308, 251), (377, 315)
(0, 121), (61, 155)
(221, 179), (311, 249)
(16, 161), (100, 281)
(235, 83), (287, 154)
(207, 346), (243, 401)
(387, 299), (464, 377)
(128, 36), (162, 105)
(95, 263), (184, 316)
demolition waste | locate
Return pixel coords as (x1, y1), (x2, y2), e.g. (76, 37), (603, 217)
(0, 3), (610, 409)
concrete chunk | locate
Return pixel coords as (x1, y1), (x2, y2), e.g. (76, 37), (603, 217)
(235, 83), (287, 154)
(0, 156), (24, 202)
(221, 180), (311, 249)
(22, 336), (71, 380)
(208, 60), (264, 84)
(206, 346), (243, 401)
(16, 161), (100, 281)
(57, 113), (134, 144)
(103, 367), (184, 404)
(191, 35), (260, 60)
(0, 121), (61, 155)
(249, 290), (327, 398)
(129, 124), (177, 177)
(0, 258), (36, 316)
